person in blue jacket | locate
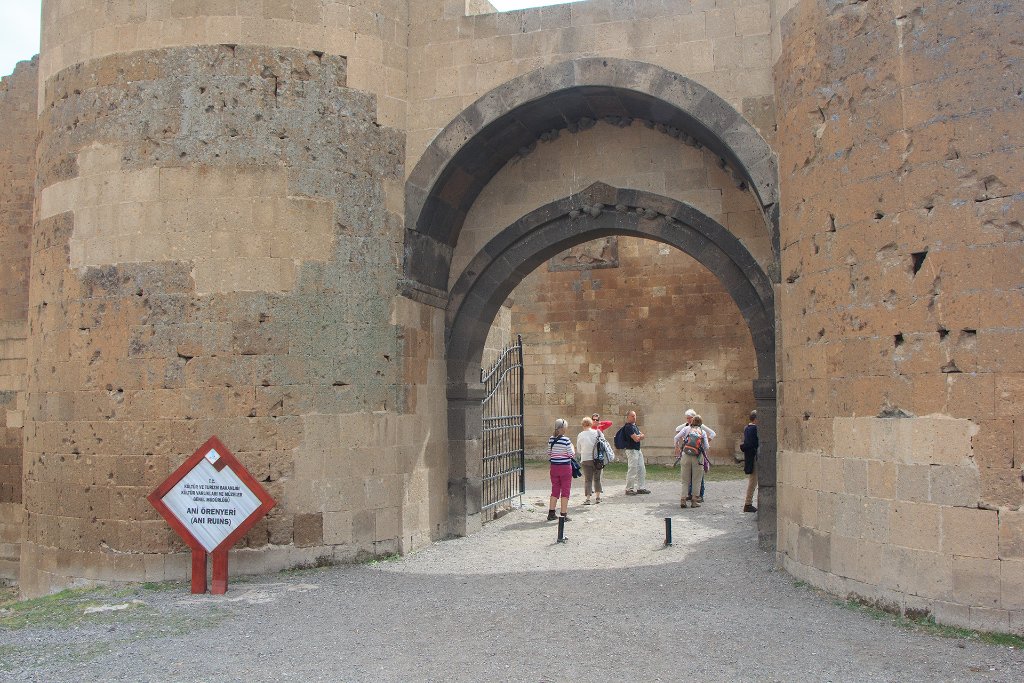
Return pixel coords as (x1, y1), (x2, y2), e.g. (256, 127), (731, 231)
(741, 410), (759, 513)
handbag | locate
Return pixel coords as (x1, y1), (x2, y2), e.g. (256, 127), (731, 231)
(570, 457), (582, 478)
(592, 434), (612, 470)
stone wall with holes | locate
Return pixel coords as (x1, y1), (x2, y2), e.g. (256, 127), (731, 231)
(0, 58), (37, 582)
(39, 0), (410, 129)
(512, 236), (757, 464)
(776, 0), (1024, 634)
(19, 37), (451, 598)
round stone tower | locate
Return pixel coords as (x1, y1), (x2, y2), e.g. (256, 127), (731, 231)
(775, 0), (1023, 631)
(23, 0), (449, 596)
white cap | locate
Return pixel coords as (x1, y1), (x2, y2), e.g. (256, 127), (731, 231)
(685, 409), (697, 418)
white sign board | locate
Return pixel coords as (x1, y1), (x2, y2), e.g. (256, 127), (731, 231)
(160, 449), (263, 552)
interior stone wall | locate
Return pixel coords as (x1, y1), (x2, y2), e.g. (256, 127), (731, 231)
(511, 236), (757, 463)
(452, 120), (774, 290)
(776, 0), (1024, 634)
(0, 58), (37, 582)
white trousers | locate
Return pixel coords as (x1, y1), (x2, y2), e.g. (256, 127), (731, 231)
(626, 449), (646, 491)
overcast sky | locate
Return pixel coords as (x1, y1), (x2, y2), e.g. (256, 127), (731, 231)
(0, 0), (579, 78)
(0, 0), (41, 77)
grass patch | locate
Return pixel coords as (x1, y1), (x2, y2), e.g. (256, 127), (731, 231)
(279, 555), (339, 575)
(140, 580), (186, 592)
(360, 552), (400, 566)
(837, 597), (1024, 648)
(0, 587), (148, 631)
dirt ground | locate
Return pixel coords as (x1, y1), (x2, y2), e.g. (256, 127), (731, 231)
(2, 472), (1022, 682)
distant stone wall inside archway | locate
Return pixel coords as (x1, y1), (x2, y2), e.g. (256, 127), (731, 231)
(510, 235), (759, 466)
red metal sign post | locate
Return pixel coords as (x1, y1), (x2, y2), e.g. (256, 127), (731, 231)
(147, 436), (276, 594)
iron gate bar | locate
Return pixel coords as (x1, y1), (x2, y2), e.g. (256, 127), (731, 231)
(480, 334), (525, 513)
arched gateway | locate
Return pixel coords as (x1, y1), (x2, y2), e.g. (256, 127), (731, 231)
(401, 59), (780, 546)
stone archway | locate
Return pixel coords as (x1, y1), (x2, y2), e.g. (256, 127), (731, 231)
(443, 184), (777, 547)
(401, 57), (780, 308)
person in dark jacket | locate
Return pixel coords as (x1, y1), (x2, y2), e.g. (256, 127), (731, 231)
(741, 410), (759, 512)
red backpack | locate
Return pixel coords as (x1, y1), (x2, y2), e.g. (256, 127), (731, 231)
(681, 429), (704, 457)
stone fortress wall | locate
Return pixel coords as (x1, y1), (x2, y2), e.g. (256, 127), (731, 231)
(0, 0), (1017, 635)
(0, 58), (37, 582)
(775, 0), (1023, 633)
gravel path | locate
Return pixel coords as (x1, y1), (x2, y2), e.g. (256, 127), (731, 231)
(3, 474), (1022, 682)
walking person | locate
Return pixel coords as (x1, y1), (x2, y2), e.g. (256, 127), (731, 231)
(741, 410), (759, 513)
(616, 411), (649, 495)
(547, 418), (575, 521)
(675, 415), (708, 508)
(576, 417), (603, 505)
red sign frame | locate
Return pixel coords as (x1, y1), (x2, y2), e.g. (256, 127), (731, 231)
(147, 436), (276, 594)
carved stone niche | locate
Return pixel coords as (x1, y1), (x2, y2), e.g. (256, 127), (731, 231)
(548, 237), (619, 272)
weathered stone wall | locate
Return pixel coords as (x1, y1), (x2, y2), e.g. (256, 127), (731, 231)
(22, 34), (450, 596)
(0, 59), (38, 582)
(776, 0), (1024, 633)
(39, 0), (409, 128)
(512, 236), (757, 463)
(407, 0), (778, 169)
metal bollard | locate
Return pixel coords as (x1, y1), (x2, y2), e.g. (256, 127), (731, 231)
(557, 516), (567, 543)
(665, 517), (673, 546)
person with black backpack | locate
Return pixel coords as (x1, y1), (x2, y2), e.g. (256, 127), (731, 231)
(614, 411), (649, 495)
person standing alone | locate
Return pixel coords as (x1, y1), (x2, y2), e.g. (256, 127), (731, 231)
(741, 410), (759, 513)
(617, 411), (649, 495)
(547, 418), (576, 521)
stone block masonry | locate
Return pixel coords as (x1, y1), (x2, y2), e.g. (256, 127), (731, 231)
(0, 58), (38, 582)
(0, 0), (1015, 638)
(21, 43), (451, 596)
(776, 0), (1024, 633)
(512, 236), (758, 463)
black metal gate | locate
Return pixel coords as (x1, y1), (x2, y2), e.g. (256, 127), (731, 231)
(480, 334), (525, 515)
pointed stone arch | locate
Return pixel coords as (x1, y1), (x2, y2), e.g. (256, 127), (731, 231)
(443, 184), (778, 547)
(402, 57), (780, 307)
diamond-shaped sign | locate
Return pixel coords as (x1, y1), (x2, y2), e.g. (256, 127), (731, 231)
(148, 436), (275, 593)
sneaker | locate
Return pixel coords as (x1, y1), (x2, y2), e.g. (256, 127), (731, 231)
(595, 498), (602, 504)
(637, 489), (651, 494)
(691, 501), (701, 508)
(743, 504), (758, 513)
(625, 490), (637, 496)
(680, 499), (688, 508)
(560, 514), (571, 522)
(547, 509), (557, 521)
(583, 499), (591, 505)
